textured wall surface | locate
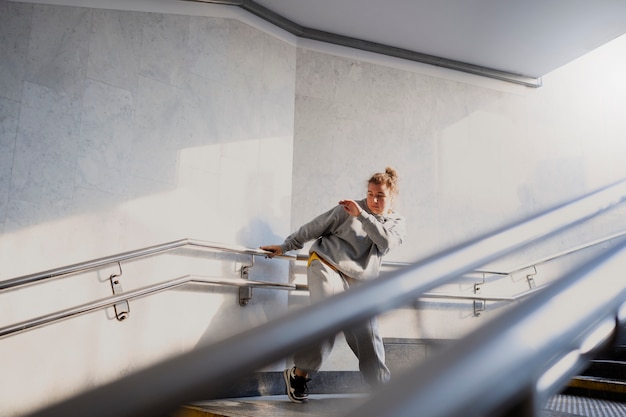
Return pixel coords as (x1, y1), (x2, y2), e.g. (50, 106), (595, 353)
(290, 35), (626, 347)
(2, 0), (626, 415)
(291, 45), (626, 265)
(0, 1), (295, 415)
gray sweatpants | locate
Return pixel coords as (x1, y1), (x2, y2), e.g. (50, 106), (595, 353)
(293, 258), (390, 387)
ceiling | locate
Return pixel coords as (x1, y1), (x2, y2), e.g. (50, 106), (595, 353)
(198, 0), (626, 87)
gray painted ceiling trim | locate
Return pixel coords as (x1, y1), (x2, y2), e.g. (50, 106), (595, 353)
(185, 0), (543, 88)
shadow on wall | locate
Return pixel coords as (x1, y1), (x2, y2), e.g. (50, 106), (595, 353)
(0, 2), (295, 238)
(192, 217), (292, 359)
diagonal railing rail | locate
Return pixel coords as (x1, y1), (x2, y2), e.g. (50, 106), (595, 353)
(4, 220), (624, 340)
(345, 237), (626, 417)
(24, 178), (626, 417)
(2, 227), (621, 339)
(0, 239), (287, 292)
(0, 275), (295, 338)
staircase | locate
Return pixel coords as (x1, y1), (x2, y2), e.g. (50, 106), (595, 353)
(167, 343), (626, 417)
(566, 345), (626, 403)
(19, 181), (626, 417)
(173, 393), (626, 417)
(168, 343), (626, 417)
(174, 394), (367, 417)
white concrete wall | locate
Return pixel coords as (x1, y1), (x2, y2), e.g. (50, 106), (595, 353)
(2, 0), (626, 415)
(292, 38), (626, 264)
(0, 1), (295, 416)
(290, 33), (626, 366)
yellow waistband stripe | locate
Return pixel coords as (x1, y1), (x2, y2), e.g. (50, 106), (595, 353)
(308, 252), (339, 272)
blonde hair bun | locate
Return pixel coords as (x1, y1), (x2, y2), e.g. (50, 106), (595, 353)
(385, 167), (398, 179)
(369, 167), (399, 195)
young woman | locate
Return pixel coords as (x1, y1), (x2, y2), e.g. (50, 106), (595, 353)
(261, 167), (406, 403)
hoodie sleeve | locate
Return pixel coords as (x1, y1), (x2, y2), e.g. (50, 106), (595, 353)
(280, 205), (344, 254)
(357, 210), (406, 255)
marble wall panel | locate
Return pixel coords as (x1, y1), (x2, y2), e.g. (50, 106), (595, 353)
(179, 71), (223, 146)
(0, 97), (19, 231)
(228, 19), (266, 79)
(0, 1), (32, 101)
(221, 69), (262, 142)
(131, 75), (184, 185)
(291, 95), (342, 227)
(26, 4), (91, 98)
(76, 79), (134, 196)
(10, 82), (81, 205)
(87, 8), (143, 93)
(260, 31), (296, 138)
(296, 49), (337, 101)
(139, 12), (189, 88)
(187, 16), (230, 82)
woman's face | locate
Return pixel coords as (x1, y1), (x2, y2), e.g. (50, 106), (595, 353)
(366, 183), (392, 215)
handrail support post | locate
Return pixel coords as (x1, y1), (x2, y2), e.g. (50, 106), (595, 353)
(473, 273), (486, 316)
(239, 264), (253, 306)
(109, 262), (130, 321)
(526, 266), (537, 289)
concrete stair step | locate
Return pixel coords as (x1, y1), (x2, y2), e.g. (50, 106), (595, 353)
(172, 394), (367, 417)
(172, 394), (613, 417)
(581, 360), (626, 381)
(566, 376), (626, 402)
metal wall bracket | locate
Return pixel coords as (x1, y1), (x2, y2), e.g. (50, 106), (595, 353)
(473, 299), (485, 317)
(474, 274), (485, 317)
(239, 265), (253, 306)
(526, 266), (537, 289)
(109, 262), (130, 321)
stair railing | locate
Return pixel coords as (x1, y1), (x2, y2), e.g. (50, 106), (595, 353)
(346, 233), (626, 417)
(0, 239), (302, 339)
(0, 238), (289, 292)
(3, 228), (623, 339)
(5, 215), (624, 340)
(24, 178), (626, 417)
(0, 274), (295, 338)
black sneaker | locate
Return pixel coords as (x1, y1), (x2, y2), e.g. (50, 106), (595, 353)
(283, 367), (309, 403)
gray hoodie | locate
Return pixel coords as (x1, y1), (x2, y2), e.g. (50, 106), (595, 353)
(280, 199), (406, 280)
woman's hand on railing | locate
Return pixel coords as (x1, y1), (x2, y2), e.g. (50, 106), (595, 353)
(260, 245), (283, 258)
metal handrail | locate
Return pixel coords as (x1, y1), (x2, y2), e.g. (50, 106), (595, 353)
(484, 228), (626, 276)
(4, 225), (622, 299)
(26, 178), (626, 417)
(0, 275), (295, 339)
(321, 227), (626, 274)
(0, 238), (286, 292)
(394, 228), (626, 303)
(292, 230), (626, 303)
(345, 239), (626, 417)
(0, 272), (538, 340)
(291, 230), (626, 281)
(421, 285), (546, 303)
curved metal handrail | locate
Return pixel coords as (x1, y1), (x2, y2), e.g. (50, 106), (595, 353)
(0, 275), (295, 339)
(1, 190), (623, 348)
(0, 238), (294, 292)
(0, 274), (540, 341)
(327, 228), (626, 274)
(483, 228), (626, 276)
(4, 226), (623, 301)
(292, 230), (626, 282)
(345, 239), (626, 417)
(26, 178), (626, 417)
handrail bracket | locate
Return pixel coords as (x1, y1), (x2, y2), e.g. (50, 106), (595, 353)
(527, 266), (538, 289)
(473, 274), (486, 317)
(109, 262), (130, 321)
(239, 264), (253, 306)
